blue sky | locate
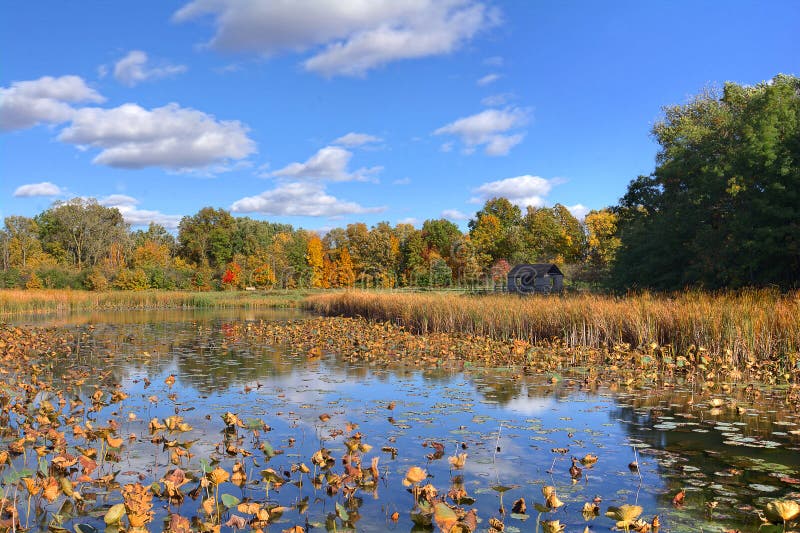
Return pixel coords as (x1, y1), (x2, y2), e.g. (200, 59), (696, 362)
(1, 1), (798, 232)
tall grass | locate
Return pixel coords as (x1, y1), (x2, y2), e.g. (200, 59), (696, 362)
(0, 289), (309, 316)
(304, 290), (800, 365)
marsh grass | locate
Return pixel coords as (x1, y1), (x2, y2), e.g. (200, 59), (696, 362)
(304, 290), (800, 366)
(0, 289), (310, 316)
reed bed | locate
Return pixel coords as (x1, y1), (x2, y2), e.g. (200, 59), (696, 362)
(0, 289), (306, 316)
(304, 290), (800, 366)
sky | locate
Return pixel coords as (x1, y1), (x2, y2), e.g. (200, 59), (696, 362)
(1, 1), (798, 232)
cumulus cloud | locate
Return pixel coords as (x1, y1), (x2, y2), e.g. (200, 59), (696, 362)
(99, 194), (183, 229)
(113, 50), (187, 87)
(13, 181), (64, 197)
(0, 75), (104, 131)
(231, 181), (384, 217)
(567, 203), (589, 220)
(272, 146), (381, 182)
(476, 73), (500, 86)
(397, 217), (419, 226)
(434, 107), (528, 156)
(332, 132), (382, 147)
(174, 0), (498, 77)
(442, 209), (468, 221)
(58, 102), (256, 170)
(471, 175), (553, 208)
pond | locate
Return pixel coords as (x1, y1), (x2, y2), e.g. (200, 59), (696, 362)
(3, 310), (800, 532)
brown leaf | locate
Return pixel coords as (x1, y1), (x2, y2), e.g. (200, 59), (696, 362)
(403, 466), (427, 486)
(42, 476), (60, 502)
(224, 515), (248, 530)
(167, 513), (192, 533)
(209, 467), (230, 485)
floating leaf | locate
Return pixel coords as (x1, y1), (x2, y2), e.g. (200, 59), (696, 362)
(335, 502), (349, 522)
(103, 503), (126, 525)
(434, 503), (458, 532)
(764, 500), (800, 524)
(540, 520), (565, 533)
(605, 505), (643, 528)
(221, 494), (241, 509)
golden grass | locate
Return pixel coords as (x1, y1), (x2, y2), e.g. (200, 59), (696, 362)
(0, 289), (309, 315)
(304, 290), (800, 366)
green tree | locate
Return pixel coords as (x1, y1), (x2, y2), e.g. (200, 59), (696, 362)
(468, 197), (522, 232)
(177, 207), (236, 268)
(36, 198), (129, 269)
(132, 223), (176, 251)
(469, 198), (522, 264)
(614, 75), (800, 289)
(421, 219), (462, 262)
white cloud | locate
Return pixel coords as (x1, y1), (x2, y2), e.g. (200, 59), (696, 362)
(434, 107), (528, 156)
(0, 75), (104, 131)
(174, 0), (498, 77)
(476, 73), (500, 86)
(567, 203), (589, 220)
(99, 194), (183, 229)
(471, 175), (553, 208)
(392, 177), (411, 185)
(481, 92), (515, 107)
(58, 103), (256, 170)
(397, 217), (419, 226)
(13, 181), (64, 197)
(231, 182), (384, 217)
(442, 209), (468, 221)
(332, 132), (382, 147)
(485, 133), (524, 156)
(113, 50), (187, 87)
(272, 146), (381, 182)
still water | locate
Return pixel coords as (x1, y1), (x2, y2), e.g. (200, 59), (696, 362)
(9, 310), (800, 532)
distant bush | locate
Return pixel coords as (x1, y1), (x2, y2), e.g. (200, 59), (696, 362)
(0, 268), (23, 289)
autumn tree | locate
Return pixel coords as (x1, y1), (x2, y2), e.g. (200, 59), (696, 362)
(221, 261), (243, 289)
(252, 263), (277, 289)
(584, 209), (621, 268)
(306, 234), (326, 288)
(335, 248), (356, 287)
(3, 216), (47, 268)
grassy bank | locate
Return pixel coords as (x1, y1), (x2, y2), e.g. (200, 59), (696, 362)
(0, 289), (311, 316)
(304, 290), (800, 367)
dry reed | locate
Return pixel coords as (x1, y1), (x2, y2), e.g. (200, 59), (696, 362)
(304, 290), (800, 366)
(0, 289), (305, 316)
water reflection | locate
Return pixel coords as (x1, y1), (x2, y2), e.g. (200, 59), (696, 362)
(17, 311), (800, 532)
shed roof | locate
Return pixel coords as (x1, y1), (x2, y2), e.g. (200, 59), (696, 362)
(508, 263), (563, 277)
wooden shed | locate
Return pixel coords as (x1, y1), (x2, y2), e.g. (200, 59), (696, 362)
(507, 263), (564, 294)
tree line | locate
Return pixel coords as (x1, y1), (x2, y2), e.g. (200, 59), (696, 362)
(2, 75), (796, 292)
(0, 197), (615, 291)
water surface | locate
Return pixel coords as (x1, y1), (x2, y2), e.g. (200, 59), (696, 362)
(8, 310), (800, 532)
